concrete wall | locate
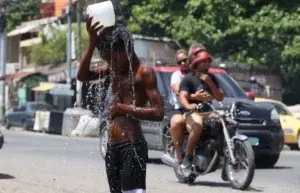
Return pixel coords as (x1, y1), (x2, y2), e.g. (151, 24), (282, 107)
(227, 68), (282, 101)
(147, 41), (177, 66)
(7, 36), (20, 63)
(90, 39), (178, 67)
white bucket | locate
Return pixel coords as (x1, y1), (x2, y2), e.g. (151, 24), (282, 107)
(86, 1), (116, 33)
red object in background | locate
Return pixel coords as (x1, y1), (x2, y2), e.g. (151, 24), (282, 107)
(246, 91), (255, 100)
(40, 3), (55, 18)
(30, 113), (35, 119)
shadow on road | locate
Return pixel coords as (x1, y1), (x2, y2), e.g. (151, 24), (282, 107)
(191, 181), (231, 188)
(256, 166), (293, 170)
(0, 173), (15, 180)
(192, 181), (263, 192)
(147, 158), (163, 165)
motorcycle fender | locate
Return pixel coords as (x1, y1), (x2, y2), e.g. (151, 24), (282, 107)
(232, 133), (248, 142)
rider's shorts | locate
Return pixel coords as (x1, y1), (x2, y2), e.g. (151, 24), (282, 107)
(105, 139), (148, 193)
(184, 111), (217, 132)
(169, 108), (185, 118)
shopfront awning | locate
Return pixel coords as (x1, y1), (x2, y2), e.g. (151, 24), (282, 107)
(0, 71), (35, 84)
(8, 16), (58, 37)
(32, 83), (55, 91)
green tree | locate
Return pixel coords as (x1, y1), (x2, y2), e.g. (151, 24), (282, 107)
(6, 0), (40, 31)
(30, 25), (89, 66)
(124, 0), (300, 102)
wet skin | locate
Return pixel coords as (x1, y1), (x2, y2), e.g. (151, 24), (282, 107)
(108, 63), (164, 143)
(77, 16), (164, 144)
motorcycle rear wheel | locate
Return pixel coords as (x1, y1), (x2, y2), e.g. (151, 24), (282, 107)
(225, 139), (255, 190)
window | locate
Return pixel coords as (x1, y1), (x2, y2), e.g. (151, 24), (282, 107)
(155, 71), (248, 99)
(29, 103), (54, 111)
(273, 103), (292, 116)
(155, 72), (172, 98)
(19, 105), (26, 112)
(213, 74), (248, 99)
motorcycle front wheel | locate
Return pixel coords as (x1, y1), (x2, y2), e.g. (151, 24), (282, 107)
(225, 139), (255, 190)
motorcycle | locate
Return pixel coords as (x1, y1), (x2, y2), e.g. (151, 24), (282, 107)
(161, 102), (255, 190)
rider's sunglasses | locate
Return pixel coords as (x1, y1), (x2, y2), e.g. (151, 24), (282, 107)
(177, 58), (188, 65)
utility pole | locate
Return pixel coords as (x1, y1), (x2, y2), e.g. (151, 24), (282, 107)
(66, 0), (72, 85)
(75, 0), (82, 107)
(0, 0), (8, 122)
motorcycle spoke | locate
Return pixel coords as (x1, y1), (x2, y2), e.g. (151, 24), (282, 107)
(227, 140), (250, 184)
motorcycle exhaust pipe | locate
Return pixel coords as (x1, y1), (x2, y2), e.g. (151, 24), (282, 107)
(161, 154), (178, 168)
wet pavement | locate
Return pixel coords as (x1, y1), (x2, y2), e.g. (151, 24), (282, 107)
(0, 128), (299, 193)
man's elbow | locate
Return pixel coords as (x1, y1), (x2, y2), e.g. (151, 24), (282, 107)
(77, 72), (88, 82)
(77, 73), (83, 82)
(154, 108), (164, 121)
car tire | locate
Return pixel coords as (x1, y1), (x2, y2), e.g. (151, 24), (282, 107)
(256, 154), (280, 168)
(4, 119), (11, 130)
(0, 130), (4, 149)
(99, 123), (108, 160)
(290, 132), (300, 150)
(22, 122), (29, 131)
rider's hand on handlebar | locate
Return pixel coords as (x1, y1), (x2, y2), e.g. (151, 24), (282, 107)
(202, 92), (214, 102)
(187, 103), (197, 111)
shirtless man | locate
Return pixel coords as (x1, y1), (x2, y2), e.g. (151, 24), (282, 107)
(77, 16), (164, 193)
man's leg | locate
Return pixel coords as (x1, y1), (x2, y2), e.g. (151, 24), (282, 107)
(170, 113), (185, 163)
(121, 141), (148, 193)
(105, 147), (122, 193)
(181, 112), (206, 168)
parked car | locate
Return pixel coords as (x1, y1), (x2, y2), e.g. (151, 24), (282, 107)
(99, 67), (284, 167)
(4, 101), (54, 130)
(255, 97), (300, 150)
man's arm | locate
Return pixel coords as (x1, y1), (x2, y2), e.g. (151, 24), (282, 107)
(77, 43), (109, 81)
(118, 67), (164, 121)
(171, 72), (199, 100)
(208, 74), (224, 101)
(77, 16), (108, 82)
(179, 77), (197, 111)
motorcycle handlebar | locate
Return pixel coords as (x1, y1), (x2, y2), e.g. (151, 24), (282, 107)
(195, 102), (238, 125)
(195, 102), (230, 117)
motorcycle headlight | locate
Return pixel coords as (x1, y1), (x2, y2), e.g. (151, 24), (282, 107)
(271, 108), (280, 124)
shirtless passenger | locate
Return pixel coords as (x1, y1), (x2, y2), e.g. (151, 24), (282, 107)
(77, 16), (164, 193)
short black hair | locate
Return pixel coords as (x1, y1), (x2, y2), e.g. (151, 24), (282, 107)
(96, 24), (133, 53)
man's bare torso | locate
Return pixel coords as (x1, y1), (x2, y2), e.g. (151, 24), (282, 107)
(109, 64), (149, 144)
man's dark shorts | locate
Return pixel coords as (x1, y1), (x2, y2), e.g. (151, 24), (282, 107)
(169, 108), (185, 118)
(105, 140), (148, 193)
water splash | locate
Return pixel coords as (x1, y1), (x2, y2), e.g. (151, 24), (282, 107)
(96, 24), (137, 108)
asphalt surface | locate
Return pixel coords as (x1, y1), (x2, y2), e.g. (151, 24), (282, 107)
(0, 128), (299, 193)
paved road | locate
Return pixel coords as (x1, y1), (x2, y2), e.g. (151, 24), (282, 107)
(0, 128), (299, 193)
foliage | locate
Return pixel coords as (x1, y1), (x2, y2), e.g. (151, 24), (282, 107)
(6, 0), (40, 31)
(121, 0), (300, 101)
(30, 25), (89, 66)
